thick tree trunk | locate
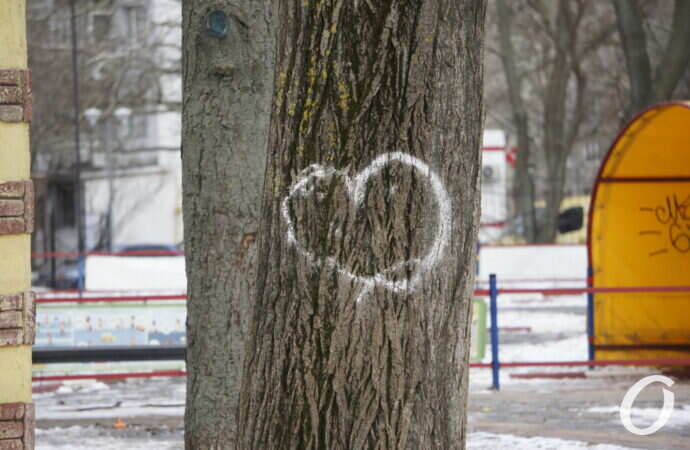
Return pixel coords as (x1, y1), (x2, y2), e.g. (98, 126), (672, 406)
(238, 1), (486, 449)
(181, 1), (274, 448)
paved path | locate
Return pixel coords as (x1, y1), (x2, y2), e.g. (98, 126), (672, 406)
(468, 378), (690, 450)
(34, 374), (689, 449)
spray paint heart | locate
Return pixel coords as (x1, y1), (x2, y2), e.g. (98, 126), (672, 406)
(281, 152), (451, 302)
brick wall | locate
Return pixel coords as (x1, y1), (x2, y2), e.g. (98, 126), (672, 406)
(0, 403), (34, 450)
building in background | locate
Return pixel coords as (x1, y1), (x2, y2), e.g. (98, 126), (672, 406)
(30, 1), (551, 268)
(479, 129), (509, 243)
(28, 0), (182, 262)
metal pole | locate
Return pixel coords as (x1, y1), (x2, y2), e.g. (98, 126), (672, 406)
(69, 0), (85, 292)
(587, 266), (595, 362)
(49, 188), (57, 287)
(476, 241), (480, 277)
(489, 273), (500, 391)
(107, 148), (114, 252)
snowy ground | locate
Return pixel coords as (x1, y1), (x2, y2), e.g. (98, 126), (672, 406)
(35, 376), (690, 450)
(35, 427), (640, 450)
(33, 288), (690, 449)
(32, 245), (685, 448)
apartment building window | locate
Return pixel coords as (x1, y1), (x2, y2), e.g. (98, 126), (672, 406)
(53, 182), (76, 228)
(584, 140), (600, 162)
(123, 5), (146, 44)
(32, 0), (55, 9)
(48, 13), (70, 44)
(91, 12), (112, 42)
(129, 114), (148, 139)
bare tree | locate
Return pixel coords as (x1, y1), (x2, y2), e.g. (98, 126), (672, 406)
(614, 0), (690, 120)
(236, 1), (486, 448)
(496, 0), (537, 242)
(489, 0), (616, 242)
(181, 1), (274, 448)
(29, 0), (181, 174)
(28, 0), (182, 258)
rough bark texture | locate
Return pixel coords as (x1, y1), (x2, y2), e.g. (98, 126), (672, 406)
(238, 1), (486, 449)
(181, 1), (274, 448)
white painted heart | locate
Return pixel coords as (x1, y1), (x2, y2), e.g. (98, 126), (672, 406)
(281, 152), (451, 302)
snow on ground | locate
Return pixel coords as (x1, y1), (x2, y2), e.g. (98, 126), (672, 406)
(588, 404), (690, 430)
(36, 426), (183, 450)
(35, 427), (638, 450)
(38, 403), (185, 421)
(34, 244), (687, 448)
(469, 290), (593, 390)
(477, 244), (586, 285)
(467, 432), (635, 450)
(35, 378), (185, 421)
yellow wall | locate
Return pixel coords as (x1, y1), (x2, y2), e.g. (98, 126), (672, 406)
(590, 103), (690, 360)
(0, 347), (32, 403)
(0, 1), (27, 68)
(0, 0), (32, 403)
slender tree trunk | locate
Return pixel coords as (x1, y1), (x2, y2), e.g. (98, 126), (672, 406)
(513, 112), (537, 242)
(181, 2), (274, 448)
(496, 0), (536, 242)
(494, 1), (612, 242)
(613, 0), (652, 117)
(539, 60), (569, 242)
(536, 0), (581, 243)
(614, 0), (690, 121)
(238, 1), (486, 449)
(651, 0), (690, 102)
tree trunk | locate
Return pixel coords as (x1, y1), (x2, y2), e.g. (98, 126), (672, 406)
(614, 0), (690, 121)
(181, 1), (274, 448)
(238, 1), (486, 449)
(651, 0), (690, 103)
(539, 50), (569, 242)
(613, 0), (653, 117)
(536, 0), (583, 243)
(496, 0), (537, 242)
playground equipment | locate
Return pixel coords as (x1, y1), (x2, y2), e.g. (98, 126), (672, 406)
(588, 101), (690, 361)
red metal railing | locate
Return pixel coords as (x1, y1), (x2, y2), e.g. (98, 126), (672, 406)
(32, 358), (690, 383)
(36, 294), (186, 304)
(30, 283), (690, 383)
(32, 250), (184, 258)
(33, 370), (186, 382)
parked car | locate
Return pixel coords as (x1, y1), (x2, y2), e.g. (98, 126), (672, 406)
(36, 259), (82, 289)
(116, 244), (182, 256)
(494, 195), (588, 245)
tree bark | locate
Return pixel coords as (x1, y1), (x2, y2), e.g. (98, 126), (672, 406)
(181, 1), (274, 448)
(238, 1), (486, 449)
